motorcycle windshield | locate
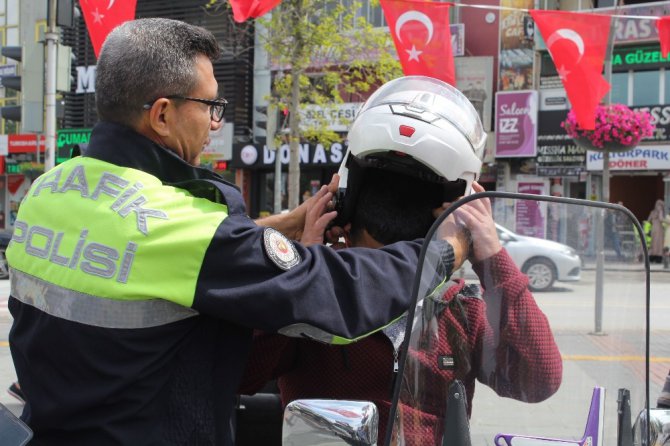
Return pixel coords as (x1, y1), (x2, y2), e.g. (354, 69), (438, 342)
(387, 193), (651, 446)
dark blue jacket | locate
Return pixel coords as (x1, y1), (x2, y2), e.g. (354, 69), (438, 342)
(8, 122), (454, 445)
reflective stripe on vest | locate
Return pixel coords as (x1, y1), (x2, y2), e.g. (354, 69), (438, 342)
(7, 157), (227, 314)
(11, 269), (198, 328)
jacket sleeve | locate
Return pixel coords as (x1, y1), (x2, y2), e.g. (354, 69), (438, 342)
(472, 248), (563, 403)
(193, 213), (456, 343)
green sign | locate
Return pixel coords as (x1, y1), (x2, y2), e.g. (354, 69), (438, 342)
(612, 45), (670, 70)
(57, 128), (92, 164)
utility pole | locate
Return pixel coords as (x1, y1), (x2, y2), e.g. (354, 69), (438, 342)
(44, 0), (58, 171)
(593, 15), (617, 336)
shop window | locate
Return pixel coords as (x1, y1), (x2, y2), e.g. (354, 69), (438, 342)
(632, 70), (660, 106)
(611, 71), (629, 105)
(367, 2), (385, 27)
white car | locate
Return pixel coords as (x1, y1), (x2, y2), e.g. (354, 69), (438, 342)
(455, 223), (581, 292)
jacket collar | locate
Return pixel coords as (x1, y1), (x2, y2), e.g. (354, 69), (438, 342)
(84, 121), (237, 189)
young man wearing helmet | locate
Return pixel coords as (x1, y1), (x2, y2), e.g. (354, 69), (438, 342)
(239, 76), (562, 444)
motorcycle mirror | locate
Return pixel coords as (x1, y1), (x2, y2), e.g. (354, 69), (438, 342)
(633, 408), (670, 446)
(282, 399), (378, 446)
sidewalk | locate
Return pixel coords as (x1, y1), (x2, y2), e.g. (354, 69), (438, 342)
(580, 251), (670, 272)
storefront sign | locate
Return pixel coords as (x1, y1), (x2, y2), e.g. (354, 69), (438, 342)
(5, 152), (41, 174)
(57, 128), (92, 163)
(586, 146), (670, 171)
(455, 56), (493, 131)
(535, 4), (670, 48)
(537, 165), (584, 176)
(515, 180), (547, 238)
(495, 90), (538, 157)
(632, 104), (670, 142)
(57, 128), (91, 148)
(231, 142), (345, 169)
(8, 134), (45, 153)
(300, 103), (362, 132)
(536, 89), (586, 177)
(202, 122), (233, 159)
(498, 0), (534, 91)
(606, 3), (670, 44)
(451, 23), (465, 57)
(76, 65), (96, 94)
(612, 44), (670, 71)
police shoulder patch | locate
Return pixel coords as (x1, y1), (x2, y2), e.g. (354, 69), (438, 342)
(263, 227), (301, 270)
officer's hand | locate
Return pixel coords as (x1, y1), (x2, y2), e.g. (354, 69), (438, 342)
(300, 186), (338, 247)
(452, 182), (501, 263)
(290, 174), (339, 241)
(257, 175), (339, 240)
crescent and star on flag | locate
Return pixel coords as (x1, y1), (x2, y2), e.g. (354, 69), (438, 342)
(81, 0), (117, 24)
(546, 28), (585, 82)
(394, 10), (435, 62)
(80, 0), (137, 57)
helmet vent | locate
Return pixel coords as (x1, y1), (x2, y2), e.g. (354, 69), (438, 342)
(399, 125), (415, 137)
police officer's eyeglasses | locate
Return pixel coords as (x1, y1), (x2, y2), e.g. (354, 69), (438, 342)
(143, 95), (228, 122)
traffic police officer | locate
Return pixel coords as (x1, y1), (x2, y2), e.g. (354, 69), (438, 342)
(6, 18), (462, 446)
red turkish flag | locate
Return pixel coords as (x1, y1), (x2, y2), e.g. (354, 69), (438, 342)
(229, 0), (282, 23)
(656, 17), (670, 58)
(79, 0), (137, 58)
(530, 9), (611, 130)
(380, 0), (454, 85)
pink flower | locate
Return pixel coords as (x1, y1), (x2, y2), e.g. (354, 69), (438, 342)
(562, 104), (655, 150)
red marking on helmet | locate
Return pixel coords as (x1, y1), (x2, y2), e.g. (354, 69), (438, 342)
(399, 125), (415, 137)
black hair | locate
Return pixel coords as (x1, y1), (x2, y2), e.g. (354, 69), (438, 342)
(349, 167), (447, 245)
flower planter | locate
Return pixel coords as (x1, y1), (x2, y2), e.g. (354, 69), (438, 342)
(562, 104), (655, 154)
(572, 136), (637, 153)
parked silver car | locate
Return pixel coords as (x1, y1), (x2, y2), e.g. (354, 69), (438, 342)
(455, 224), (581, 292)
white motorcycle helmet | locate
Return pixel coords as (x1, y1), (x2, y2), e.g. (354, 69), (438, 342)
(334, 75), (487, 225)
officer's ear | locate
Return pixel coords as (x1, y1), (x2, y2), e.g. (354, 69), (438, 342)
(144, 98), (173, 138)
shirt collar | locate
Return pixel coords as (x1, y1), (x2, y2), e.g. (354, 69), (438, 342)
(84, 121), (236, 188)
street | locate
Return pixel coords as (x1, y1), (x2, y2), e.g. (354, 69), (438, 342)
(469, 265), (670, 444)
(0, 268), (669, 442)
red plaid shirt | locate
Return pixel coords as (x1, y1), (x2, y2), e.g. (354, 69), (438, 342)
(241, 248), (562, 444)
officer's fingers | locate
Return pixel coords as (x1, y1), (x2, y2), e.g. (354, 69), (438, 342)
(310, 190), (333, 216)
(301, 211), (337, 247)
(316, 210), (338, 229)
(326, 174), (340, 195)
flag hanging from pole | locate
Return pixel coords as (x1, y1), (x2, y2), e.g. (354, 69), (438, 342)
(229, 0), (282, 23)
(79, 0), (138, 58)
(656, 16), (670, 58)
(530, 9), (611, 130)
(380, 0), (455, 85)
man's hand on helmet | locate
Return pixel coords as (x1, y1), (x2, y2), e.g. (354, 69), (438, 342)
(435, 182), (501, 268)
(451, 182), (502, 264)
(437, 212), (470, 273)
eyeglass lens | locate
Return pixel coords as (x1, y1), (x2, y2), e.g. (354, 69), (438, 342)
(212, 102), (225, 122)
